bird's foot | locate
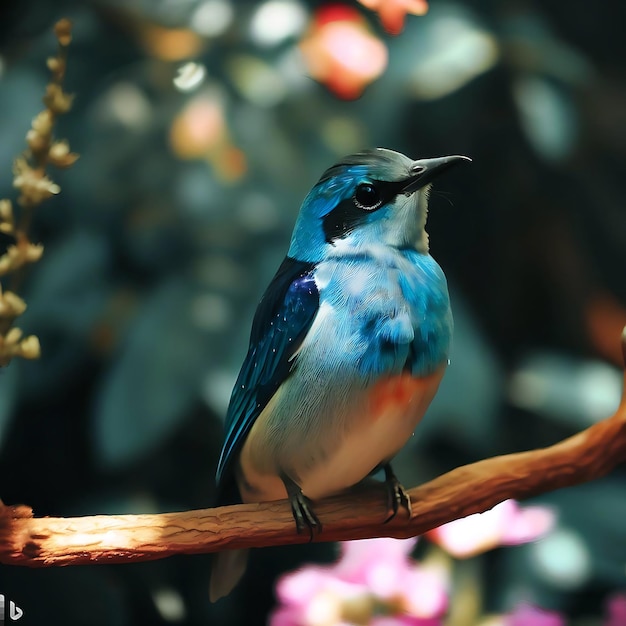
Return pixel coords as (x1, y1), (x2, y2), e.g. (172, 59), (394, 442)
(289, 491), (322, 539)
(383, 464), (412, 523)
(281, 473), (322, 540)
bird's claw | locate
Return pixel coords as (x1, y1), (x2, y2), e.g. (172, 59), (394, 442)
(281, 473), (322, 540)
(289, 491), (322, 540)
(383, 466), (412, 523)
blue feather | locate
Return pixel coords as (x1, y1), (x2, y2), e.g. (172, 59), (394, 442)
(215, 257), (319, 491)
(398, 250), (453, 376)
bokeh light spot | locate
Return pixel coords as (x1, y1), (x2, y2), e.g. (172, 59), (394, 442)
(227, 55), (287, 107)
(170, 93), (225, 159)
(173, 61), (207, 92)
(299, 6), (388, 99)
(190, 0), (234, 38)
(531, 527), (591, 590)
(101, 82), (152, 130)
(321, 117), (366, 154)
(250, 0), (308, 47)
(152, 587), (187, 623)
(410, 17), (498, 100)
(140, 25), (204, 61)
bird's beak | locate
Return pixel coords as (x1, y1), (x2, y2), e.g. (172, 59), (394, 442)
(402, 155), (471, 194)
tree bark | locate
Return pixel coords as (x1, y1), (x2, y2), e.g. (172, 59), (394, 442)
(1, 332), (625, 567)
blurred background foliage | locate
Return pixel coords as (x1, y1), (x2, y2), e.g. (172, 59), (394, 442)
(0, 0), (625, 624)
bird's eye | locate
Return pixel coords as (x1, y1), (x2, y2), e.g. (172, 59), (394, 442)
(354, 183), (381, 210)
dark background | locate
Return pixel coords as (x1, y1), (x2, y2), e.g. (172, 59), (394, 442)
(0, 0), (625, 624)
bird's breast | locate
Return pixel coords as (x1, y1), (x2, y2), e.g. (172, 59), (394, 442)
(237, 366), (445, 503)
(295, 367), (446, 500)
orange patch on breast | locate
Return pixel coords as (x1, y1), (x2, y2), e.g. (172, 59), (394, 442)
(368, 370), (444, 419)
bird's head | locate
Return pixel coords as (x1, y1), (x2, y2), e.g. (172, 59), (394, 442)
(288, 148), (470, 262)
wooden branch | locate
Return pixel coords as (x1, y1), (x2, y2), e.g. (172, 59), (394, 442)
(2, 330), (626, 567)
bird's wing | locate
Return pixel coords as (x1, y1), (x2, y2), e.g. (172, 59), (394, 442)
(215, 256), (319, 492)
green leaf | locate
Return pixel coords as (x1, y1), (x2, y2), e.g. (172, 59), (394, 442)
(22, 230), (110, 335)
(93, 279), (209, 469)
(17, 230), (110, 399)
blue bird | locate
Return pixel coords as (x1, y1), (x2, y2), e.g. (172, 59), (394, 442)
(209, 147), (470, 601)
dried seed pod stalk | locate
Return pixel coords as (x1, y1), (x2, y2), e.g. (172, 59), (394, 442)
(0, 18), (78, 366)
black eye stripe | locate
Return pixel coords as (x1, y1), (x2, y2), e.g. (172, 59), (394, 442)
(322, 197), (365, 243)
(321, 179), (411, 244)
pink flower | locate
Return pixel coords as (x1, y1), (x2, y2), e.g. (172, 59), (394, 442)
(299, 5), (388, 99)
(271, 538), (448, 626)
(605, 592), (626, 626)
(504, 604), (565, 626)
(427, 500), (555, 558)
(357, 0), (429, 35)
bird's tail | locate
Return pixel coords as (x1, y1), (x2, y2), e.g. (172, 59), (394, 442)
(209, 548), (249, 602)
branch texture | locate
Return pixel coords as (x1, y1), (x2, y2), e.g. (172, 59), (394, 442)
(1, 332), (626, 567)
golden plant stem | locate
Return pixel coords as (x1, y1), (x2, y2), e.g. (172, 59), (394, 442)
(0, 19), (74, 338)
(1, 331), (625, 567)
